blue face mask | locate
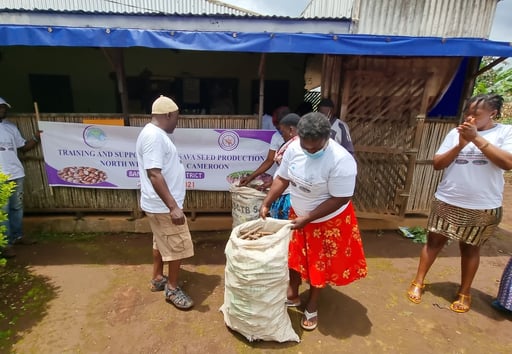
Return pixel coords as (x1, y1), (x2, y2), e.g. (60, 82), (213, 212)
(302, 142), (328, 159)
(303, 149), (325, 159)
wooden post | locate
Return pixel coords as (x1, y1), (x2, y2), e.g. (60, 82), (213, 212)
(102, 48), (130, 126)
(258, 53), (266, 128)
(34, 101), (53, 197)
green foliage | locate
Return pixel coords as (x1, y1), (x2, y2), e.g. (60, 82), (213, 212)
(0, 173), (15, 266)
(399, 226), (427, 244)
(407, 226), (427, 244)
(473, 57), (512, 102)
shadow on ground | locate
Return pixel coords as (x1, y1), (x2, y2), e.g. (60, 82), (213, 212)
(0, 265), (59, 352)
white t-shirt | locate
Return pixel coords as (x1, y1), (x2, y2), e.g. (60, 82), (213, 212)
(0, 120), (26, 180)
(270, 131), (284, 151)
(330, 116), (355, 155)
(261, 114), (275, 130)
(435, 123), (512, 209)
(277, 138), (357, 222)
(136, 123), (186, 213)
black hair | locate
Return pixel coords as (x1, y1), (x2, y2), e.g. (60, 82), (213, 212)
(295, 101), (313, 116)
(318, 98), (334, 108)
(463, 93), (504, 118)
(274, 106), (291, 124)
(297, 112), (331, 140)
(279, 113), (301, 127)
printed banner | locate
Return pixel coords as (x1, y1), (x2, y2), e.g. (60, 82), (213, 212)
(38, 121), (275, 191)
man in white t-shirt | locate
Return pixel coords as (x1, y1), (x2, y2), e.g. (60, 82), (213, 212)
(136, 95), (194, 310)
(318, 98), (355, 155)
(0, 97), (40, 258)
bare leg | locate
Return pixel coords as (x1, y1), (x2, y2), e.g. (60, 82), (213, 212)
(167, 259), (182, 289)
(287, 269), (301, 301)
(458, 241), (480, 295)
(408, 232), (448, 301)
(152, 248), (164, 280)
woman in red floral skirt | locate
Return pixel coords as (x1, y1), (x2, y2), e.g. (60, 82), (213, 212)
(260, 112), (367, 331)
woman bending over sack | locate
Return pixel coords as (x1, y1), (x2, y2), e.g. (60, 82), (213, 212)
(260, 112), (367, 330)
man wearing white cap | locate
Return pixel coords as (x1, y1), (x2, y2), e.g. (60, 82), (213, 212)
(0, 97), (40, 258)
(135, 95), (194, 310)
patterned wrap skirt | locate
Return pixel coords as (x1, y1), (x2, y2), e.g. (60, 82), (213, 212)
(497, 257), (512, 311)
(427, 197), (502, 247)
(269, 193), (291, 220)
(288, 202), (368, 288)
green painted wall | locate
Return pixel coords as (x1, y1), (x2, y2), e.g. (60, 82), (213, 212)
(0, 46), (307, 115)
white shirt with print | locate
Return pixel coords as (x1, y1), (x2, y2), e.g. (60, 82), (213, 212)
(277, 138), (357, 223)
(435, 123), (512, 209)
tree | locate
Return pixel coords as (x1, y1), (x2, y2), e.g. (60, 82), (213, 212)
(473, 57), (512, 102)
(0, 173), (15, 266)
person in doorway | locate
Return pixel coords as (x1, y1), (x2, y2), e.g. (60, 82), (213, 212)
(238, 106), (290, 189)
(295, 101), (313, 117)
(492, 257), (512, 315)
(0, 97), (40, 259)
(259, 112), (367, 330)
(317, 98), (355, 155)
(267, 113), (300, 219)
(407, 94), (512, 313)
(253, 103), (275, 131)
(136, 95), (194, 310)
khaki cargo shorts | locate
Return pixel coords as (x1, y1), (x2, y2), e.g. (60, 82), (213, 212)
(146, 212), (194, 262)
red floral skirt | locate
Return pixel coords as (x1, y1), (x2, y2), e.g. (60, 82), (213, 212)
(288, 202), (367, 288)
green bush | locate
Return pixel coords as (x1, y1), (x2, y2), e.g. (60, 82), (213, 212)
(0, 173), (15, 266)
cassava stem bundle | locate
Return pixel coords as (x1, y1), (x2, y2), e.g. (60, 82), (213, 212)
(238, 225), (274, 240)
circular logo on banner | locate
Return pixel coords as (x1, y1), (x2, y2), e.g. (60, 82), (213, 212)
(83, 126), (107, 148)
(218, 130), (239, 151)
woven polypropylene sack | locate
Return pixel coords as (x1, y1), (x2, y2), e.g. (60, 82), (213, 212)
(220, 218), (299, 343)
(229, 185), (266, 229)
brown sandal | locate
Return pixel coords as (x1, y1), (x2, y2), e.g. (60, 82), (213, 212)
(407, 281), (425, 304)
(450, 293), (471, 313)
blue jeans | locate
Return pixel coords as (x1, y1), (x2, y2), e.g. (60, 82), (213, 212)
(1, 177), (24, 245)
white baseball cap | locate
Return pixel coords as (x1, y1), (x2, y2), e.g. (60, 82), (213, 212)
(151, 95), (178, 114)
(0, 97), (11, 108)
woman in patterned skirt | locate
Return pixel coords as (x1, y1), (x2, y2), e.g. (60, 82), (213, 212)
(492, 257), (512, 314)
(407, 94), (512, 313)
(260, 112), (367, 330)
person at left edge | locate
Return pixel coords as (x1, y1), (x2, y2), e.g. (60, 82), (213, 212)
(136, 95), (194, 310)
(0, 97), (40, 259)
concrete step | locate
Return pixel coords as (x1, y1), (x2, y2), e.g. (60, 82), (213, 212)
(23, 213), (428, 234)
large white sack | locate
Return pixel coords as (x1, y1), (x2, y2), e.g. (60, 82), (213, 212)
(229, 185), (266, 229)
(220, 218), (300, 343)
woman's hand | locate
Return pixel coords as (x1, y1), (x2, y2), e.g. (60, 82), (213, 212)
(238, 176), (252, 186)
(259, 204), (270, 219)
(457, 117), (478, 143)
(290, 216), (309, 230)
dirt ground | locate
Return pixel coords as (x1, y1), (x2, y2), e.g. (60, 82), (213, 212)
(3, 187), (512, 353)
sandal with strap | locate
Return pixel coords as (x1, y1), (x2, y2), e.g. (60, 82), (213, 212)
(285, 297), (301, 307)
(450, 293), (471, 313)
(407, 281), (425, 304)
(301, 309), (318, 331)
(150, 276), (168, 292)
(164, 284), (194, 310)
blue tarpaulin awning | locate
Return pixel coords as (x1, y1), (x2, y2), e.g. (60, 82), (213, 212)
(1, 24), (512, 57)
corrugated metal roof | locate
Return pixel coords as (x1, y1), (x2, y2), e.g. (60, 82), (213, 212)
(0, 0), (257, 16)
(301, 0), (354, 19)
(356, 0), (499, 38)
